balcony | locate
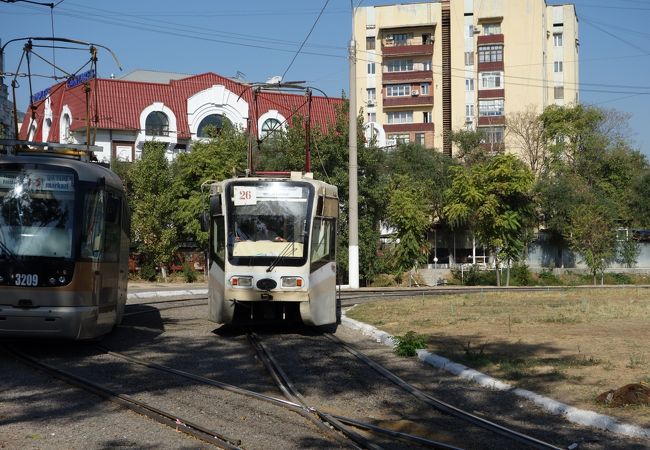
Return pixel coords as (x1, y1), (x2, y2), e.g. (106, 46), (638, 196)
(382, 43), (433, 57)
(383, 95), (433, 108)
(478, 89), (505, 99)
(383, 70), (433, 83)
(383, 122), (434, 133)
(477, 34), (504, 45)
(478, 116), (505, 126)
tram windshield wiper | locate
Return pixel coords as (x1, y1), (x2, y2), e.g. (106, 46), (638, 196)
(0, 238), (18, 262)
(266, 241), (296, 272)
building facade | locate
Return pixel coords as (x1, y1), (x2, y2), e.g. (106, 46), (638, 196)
(19, 70), (342, 163)
(354, 0), (579, 156)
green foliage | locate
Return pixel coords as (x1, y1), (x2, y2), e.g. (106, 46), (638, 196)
(510, 263), (533, 286)
(139, 261), (158, 281)
(450, 265), (497, 286)
(630, 170), (650, 227)
(181, 263), (198, 283)
(618, 237), (641, 269)
(172, 123), (247, 249)
(450, 129), (488, 166)
(393, 331), (428, 357)
(537, 270), (562, 286)
(129, 141), (178, 277)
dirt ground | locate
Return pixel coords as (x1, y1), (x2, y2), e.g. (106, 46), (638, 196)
(346, 287), (650, 429)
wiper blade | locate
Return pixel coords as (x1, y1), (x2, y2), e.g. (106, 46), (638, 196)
(266, 241), (296, 272)
(0, 239), (17, 262)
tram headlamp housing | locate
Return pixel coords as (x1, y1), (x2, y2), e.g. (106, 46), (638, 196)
(230, 276), (253, 288)
(281, 276), (303, 288)
(58, 276), (66, 284)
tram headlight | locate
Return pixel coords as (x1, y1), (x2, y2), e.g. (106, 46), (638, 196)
(58, 276), (66, 284)
(0, 275), (4, 283)
(49, 277), (56, 285)
(230, 276), (253, 288)
(281, 277), (303, 288)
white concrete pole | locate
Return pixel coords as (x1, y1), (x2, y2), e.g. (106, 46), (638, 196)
(348, 9), (360, 289)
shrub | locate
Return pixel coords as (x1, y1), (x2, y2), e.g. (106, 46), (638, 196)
(510, 263), (533, 286)
(606, 272), (632, 285)
(393, 331), (428, 357)
(182, 263), (198, 283)
(139, 262), (158, 281)
(370, 273), (397, 287)
(537, 269), (561, 286)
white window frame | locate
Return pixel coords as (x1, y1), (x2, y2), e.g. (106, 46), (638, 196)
(465, 78), (474, 91)
(483, 23), (501, 35)
(478, 45), (503, 63)
(386, 84), (410, 97)
(553, 32), (563, 47)
(367, 88), (376, 102)
(388, 133), (410, 145)
(478, 99), (504, 117)
(387, 111), (413, 124)
(423, 111), (432, 123)
(420, 83), (430, 95)
(464, 51), (474, 66)
(480, 71), (503, 89)
(481, 126), (505, 144)
(554, 61), (563, 73)
(386, 59), (414, 72)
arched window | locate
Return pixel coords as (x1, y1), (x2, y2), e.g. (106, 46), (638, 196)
(197, 114), (231, 138)
(62, 114), (71, 140)
(261, 118), (282, 138)
(145, 111), (169, 137)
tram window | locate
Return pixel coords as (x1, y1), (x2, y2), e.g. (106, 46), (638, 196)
(81, 190), (105, 260)
(104, 192), (122, 263)
(310, 218), (336, 271)
(211, 215), (225, 267)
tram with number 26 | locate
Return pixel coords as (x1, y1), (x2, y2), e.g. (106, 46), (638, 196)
(0, 140), (129, 339)
(203, 172), (339, 327)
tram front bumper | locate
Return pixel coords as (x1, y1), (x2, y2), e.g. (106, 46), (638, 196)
(0, 305), (101, 339)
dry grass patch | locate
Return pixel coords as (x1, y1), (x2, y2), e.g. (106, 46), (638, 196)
(347, 287), (650, 427)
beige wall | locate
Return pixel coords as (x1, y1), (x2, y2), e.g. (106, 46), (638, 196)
(354, 0), (578, 157)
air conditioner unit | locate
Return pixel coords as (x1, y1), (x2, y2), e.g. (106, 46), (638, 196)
(411, 90), (419, 96)
(367, 100), (375, 106)
(473, 26), (480, 34)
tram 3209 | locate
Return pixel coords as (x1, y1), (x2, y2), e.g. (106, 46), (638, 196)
(203, 172), (339, 327)
(0, 141), (129, 339)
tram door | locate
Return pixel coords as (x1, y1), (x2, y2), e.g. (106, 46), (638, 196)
(207, 194), (227, 323)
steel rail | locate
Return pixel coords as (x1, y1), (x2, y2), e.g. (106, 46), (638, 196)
(324, 333), (564, 450)
(98, 344), (459, 450)
(247, 332), (381, 450)
(2, 346), (242, 450)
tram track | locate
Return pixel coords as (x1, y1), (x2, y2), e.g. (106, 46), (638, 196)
(247, 330), (565, 450)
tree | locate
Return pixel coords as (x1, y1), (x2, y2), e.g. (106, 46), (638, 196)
(506, 105), (547, 176)
(450, 129), (489, 166)
(172, 122), (247, 249)
(129, 141), (177, 280)
(630, 170), (650, 228)
(565, 203), (617, 284)
(444, 154), (534, 286)
(385, 174), (432, 275)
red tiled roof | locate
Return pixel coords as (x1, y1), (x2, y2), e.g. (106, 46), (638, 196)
(20, 72), (344, 141)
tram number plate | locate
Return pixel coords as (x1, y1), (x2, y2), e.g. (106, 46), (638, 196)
(234, 186), (257, 205)
(15, 273), (39, 287)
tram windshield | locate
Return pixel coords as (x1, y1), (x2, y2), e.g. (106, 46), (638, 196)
(227, 182), (312, 264)
(0, 168), (75, 259)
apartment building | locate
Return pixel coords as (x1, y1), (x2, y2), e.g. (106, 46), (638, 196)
(354, 0), (579, 157)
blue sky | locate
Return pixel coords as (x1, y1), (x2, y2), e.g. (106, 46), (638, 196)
(1, 0), (649, 157)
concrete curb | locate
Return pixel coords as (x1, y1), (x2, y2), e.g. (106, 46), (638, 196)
(127, 289), (207, 300)
(341, 314), (650, 439)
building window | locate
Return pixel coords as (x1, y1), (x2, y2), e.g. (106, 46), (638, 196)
(388, 133), (409, 145)
(261, 118), (282, 138)
(367, 88), (376, 102)
(368, 112), (376, 122)
(391, 33), (411, 46)
(387, 111), (413, 124)
(478, 45), (503, 63)
(554, 61), (563, 73)
(478, 99), (504, 117)
(366, 36), (376, 50)
(415, 133), (425, 146)
(145, 111), (169, 136)
(481, 126), (505, 144)
(480, 71), (503, 89)
(422, 33), (432, 45)
(465, 104), (475, 118)
(554, 86), (564, 99)
(464, 51), (474, 66)
(553, 32), (563, 47)
(386, 84), (410, 97)
(197, 114), (231, 138)
(423, 111), (431, 123)
(420, 83), (430, 95)
(483, 23), (501, 35)
(423, 60), (432, 71)
(368, 62), (375, 74)
(62, 114), (71, 140)
(386, 59), (413, 72)
(467, 25), (475, 38)
(465, 78), (474, 91)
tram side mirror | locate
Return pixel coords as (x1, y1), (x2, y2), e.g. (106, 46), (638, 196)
(199, 212), (210, 232)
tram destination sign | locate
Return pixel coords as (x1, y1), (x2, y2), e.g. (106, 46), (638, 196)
(0, 171), (75, 192)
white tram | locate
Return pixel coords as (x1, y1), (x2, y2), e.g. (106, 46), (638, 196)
(204, 172), (339, 326)
(0, 141), (129, 339)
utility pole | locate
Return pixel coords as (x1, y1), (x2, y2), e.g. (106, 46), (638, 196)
(348, 5), (359, 289)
